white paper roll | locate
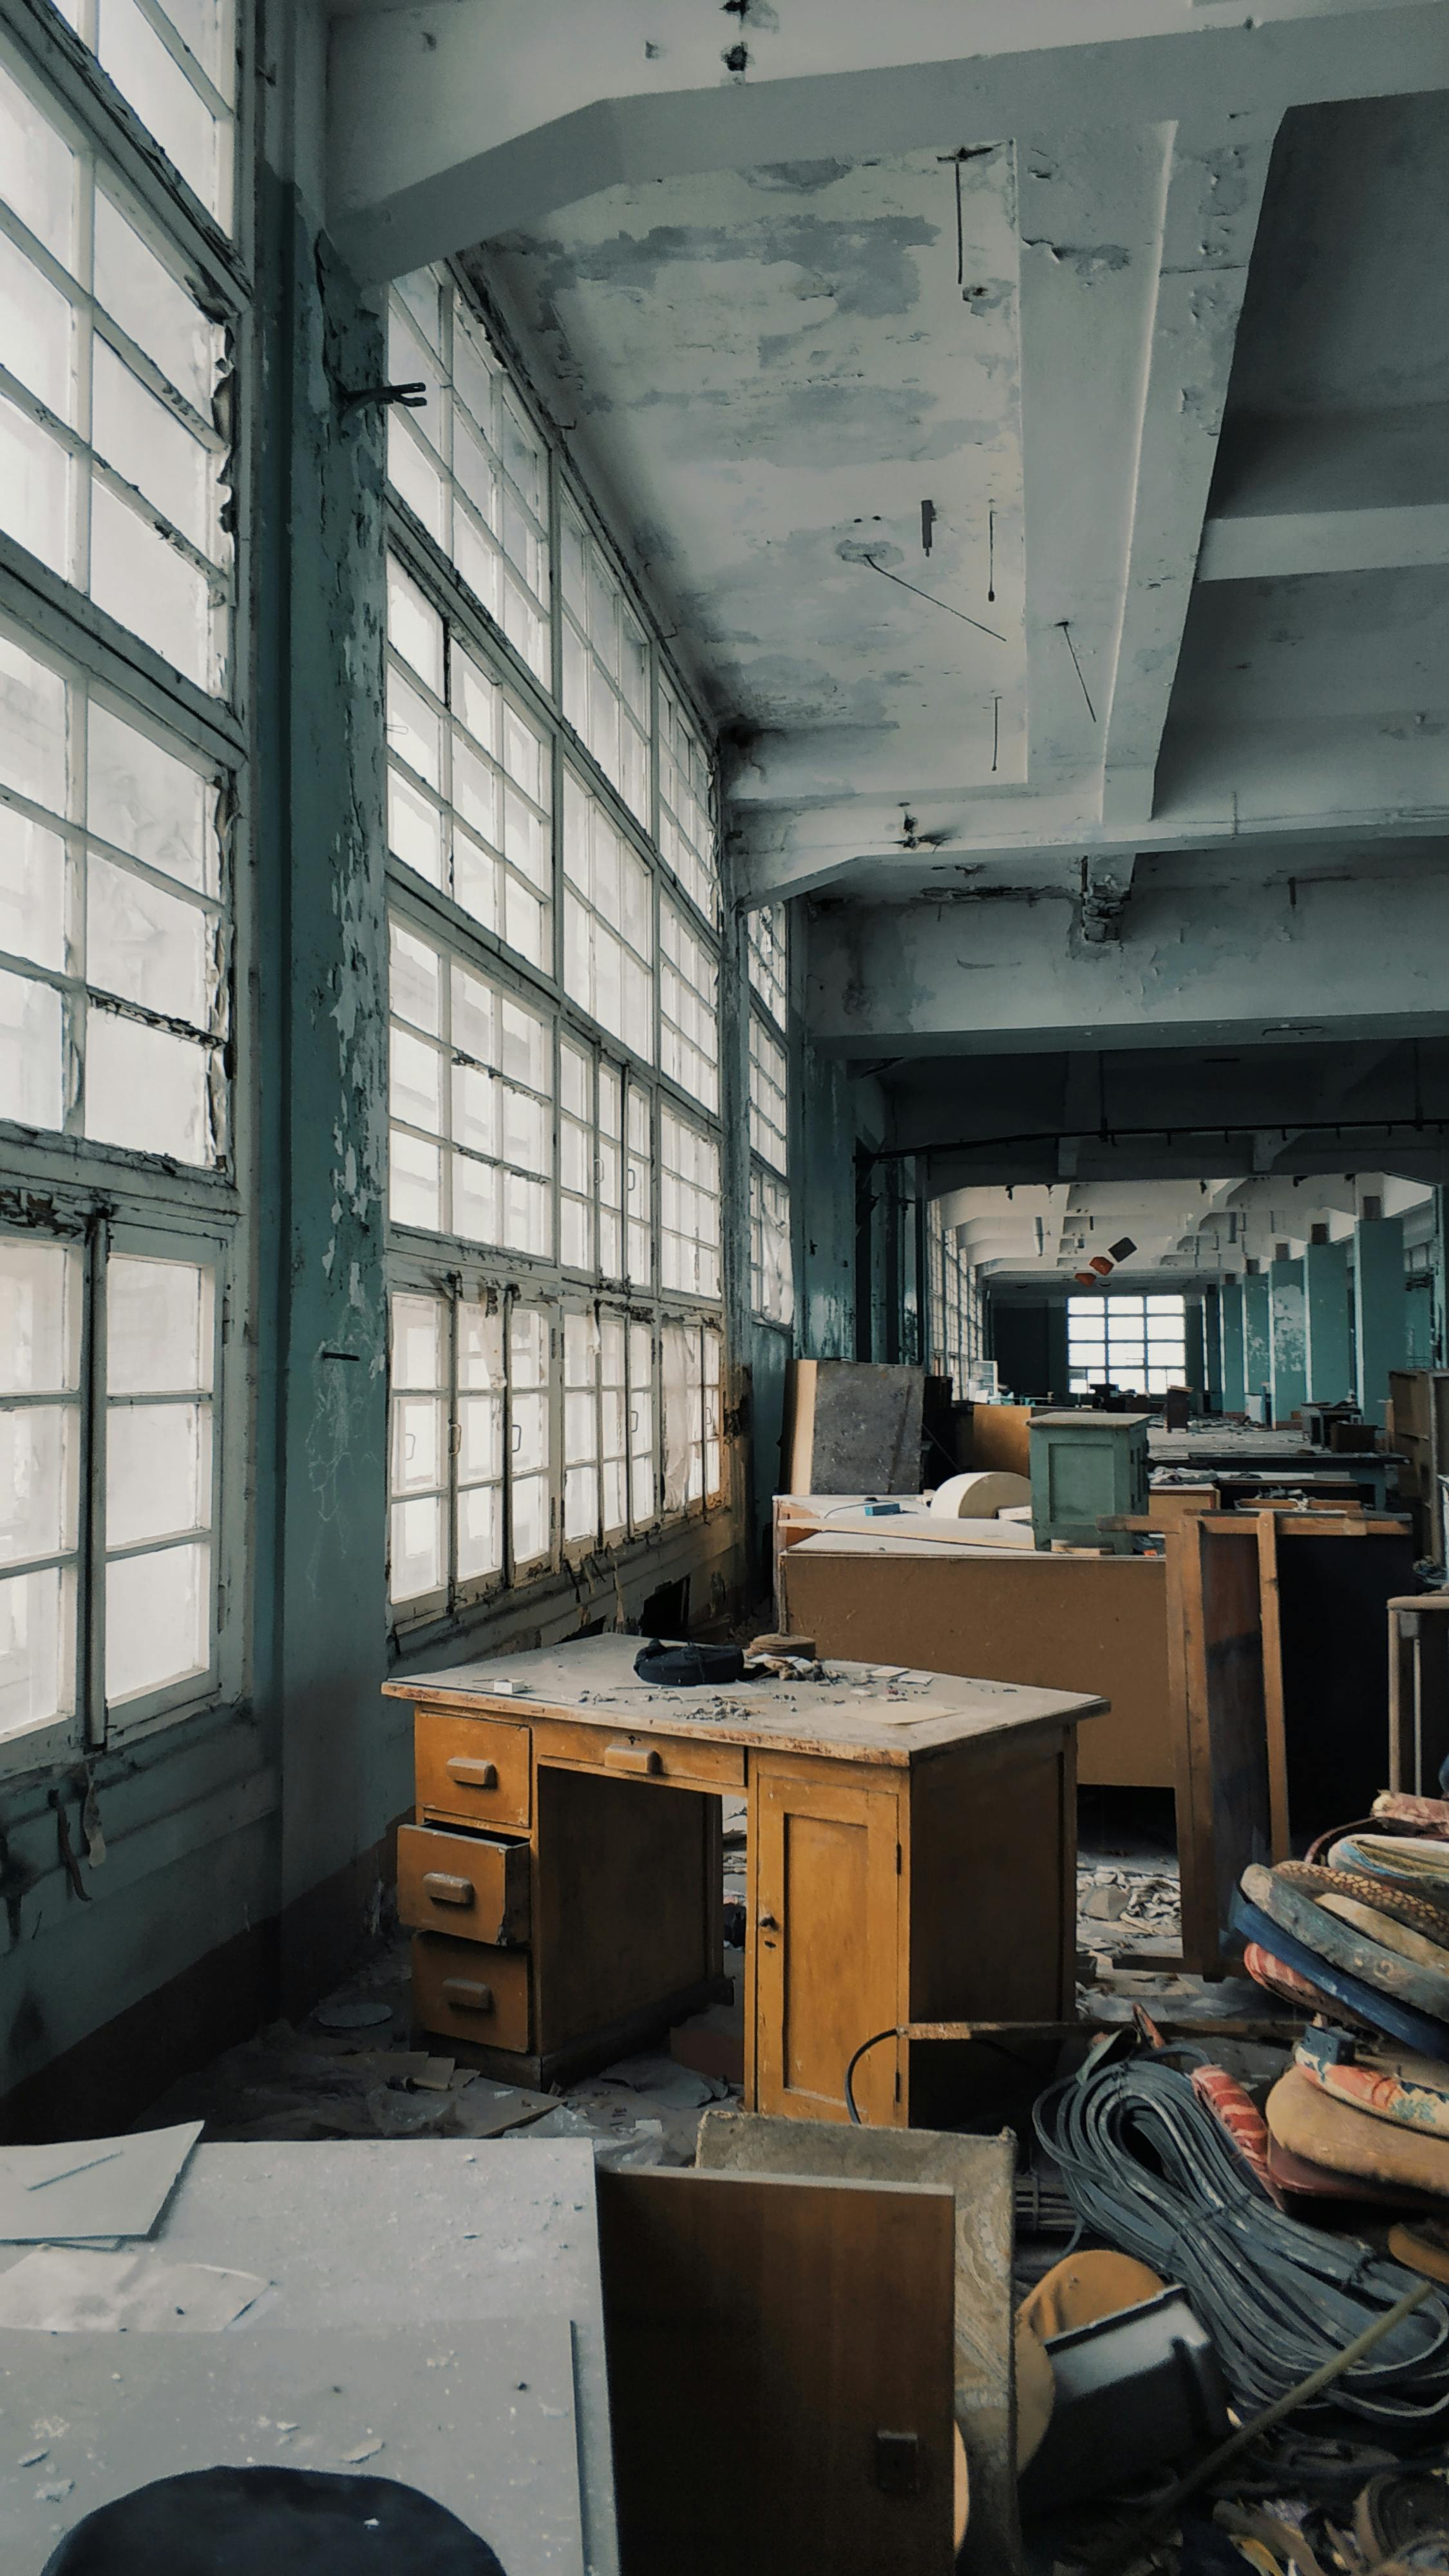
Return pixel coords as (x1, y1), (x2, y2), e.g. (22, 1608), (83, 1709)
(929, 1470), (1033, 1519)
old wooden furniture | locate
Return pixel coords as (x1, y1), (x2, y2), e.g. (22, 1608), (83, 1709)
(1388, 1593), (1449, 1794)
(384, 1636), (1103, 2124)
(779, 1534), (1173, 1790)
(1028, 1410), (1150, 1551)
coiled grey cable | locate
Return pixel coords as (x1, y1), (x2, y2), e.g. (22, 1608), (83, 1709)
(1033, 2049), (1449, 2425)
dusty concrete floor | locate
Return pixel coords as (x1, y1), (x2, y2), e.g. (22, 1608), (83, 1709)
(141, 1788), (1278, 2164)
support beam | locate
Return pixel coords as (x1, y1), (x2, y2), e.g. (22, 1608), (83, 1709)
(1269, 1253), (1307, 1425)
(1197, 501), (1449, 582)
(806, 859), (1449, 1058)
(1304, 1236), (1352, 1401)
(1204, 1284), (1224, 1412)
(1098, 115), (1278, 826)
(1221, 1276), (1246, 1411)
(1355, 1212), (1408, 1428)
(1244, 1269), (1271, 1415)
(328, 1), (1449, 282)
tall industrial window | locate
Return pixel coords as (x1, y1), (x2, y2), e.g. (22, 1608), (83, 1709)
(746, 905), (792, 1326)
(383, 260), (726, 1625)
(927, 1204), (978, 1390)
(0, 6), (249, 1767)
(1068, 1293), (1187, 1394)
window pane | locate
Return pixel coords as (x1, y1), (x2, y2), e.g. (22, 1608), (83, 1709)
(0, 61), (77, 267)
(0, 963), (65, 1131)
(96, 0), (229, 226)
(0, 1240), (82, 1393)
(107, 1400), (209, 1546)
(392, 1291), (444, 1390)
(89, 705), (216, 895)
(0, 1406), (77, 1567)
(108, 1256), (213, 1394)
(0, 397), (69, 574)
(0, 1564), (75, 1739)
(85, 1010), (213, 1160)
(106, 1537), (209, 1703)
(390, 1495), (442, 1603)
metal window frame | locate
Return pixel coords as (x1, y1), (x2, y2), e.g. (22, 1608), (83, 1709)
(0, 0), (253, 1781)
(383, 255), (734, 1632)
(0, 1198), (240, 1775)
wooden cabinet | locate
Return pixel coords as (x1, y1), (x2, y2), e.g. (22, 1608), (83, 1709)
(753, 1764), (903, 2126)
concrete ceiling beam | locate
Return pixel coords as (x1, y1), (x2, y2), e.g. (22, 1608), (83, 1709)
(1197, 500), (1449, 580)
(808, 859), (1449, 1057)
(326, 1), (1449, 281)
(1097, 115), (1280, 828)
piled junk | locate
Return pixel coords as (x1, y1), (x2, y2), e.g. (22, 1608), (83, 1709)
(1021, 1791), (1449, 2574)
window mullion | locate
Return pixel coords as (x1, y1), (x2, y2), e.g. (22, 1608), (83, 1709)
(81, 1208), (108, 1747)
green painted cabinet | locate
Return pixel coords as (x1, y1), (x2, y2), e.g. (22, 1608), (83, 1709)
(1029, 1412), (1150, 1553)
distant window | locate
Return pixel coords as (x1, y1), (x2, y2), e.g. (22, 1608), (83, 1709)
(1067, 1292), (1186, 1395)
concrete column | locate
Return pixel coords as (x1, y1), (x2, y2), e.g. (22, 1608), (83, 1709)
(1355, 1211), (1406, 1430)
(1244, 1268), (1271, 1417)
(1220, 1278), (1245, 1412)
(1304, 1233), (1352, 1402)
(1183, 1295), (1206, 1403)
(1204, 1285), (1223, 1414)
(1269, 1251), (1307, 1426)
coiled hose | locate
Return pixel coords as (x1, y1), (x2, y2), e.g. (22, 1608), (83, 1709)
(1032, 2047), (1449, 2425)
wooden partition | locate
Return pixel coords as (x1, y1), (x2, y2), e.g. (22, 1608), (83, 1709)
(780, 1541), (1173, 1788)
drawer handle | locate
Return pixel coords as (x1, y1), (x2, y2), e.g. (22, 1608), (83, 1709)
(605, 1743), (662, 1776)
(422, 1871), (475, 1906)
(442, 1978), (494, 2014)
(446, 1757), (499, 1790)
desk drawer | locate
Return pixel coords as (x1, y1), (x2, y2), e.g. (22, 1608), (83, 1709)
(412, 1933), (531, 2052)
(415, 1709), (531, 1830)
(538, 1719), (744, 1792)
(398, 1823), (531, 1946)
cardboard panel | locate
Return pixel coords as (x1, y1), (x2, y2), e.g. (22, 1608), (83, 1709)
(781, 1546), (1171, 1788)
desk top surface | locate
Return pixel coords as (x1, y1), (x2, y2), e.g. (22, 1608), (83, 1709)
(386, 1634), (1104, 1765)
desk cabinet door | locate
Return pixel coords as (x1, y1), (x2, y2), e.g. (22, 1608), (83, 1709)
(753, 1767), (902, 2126)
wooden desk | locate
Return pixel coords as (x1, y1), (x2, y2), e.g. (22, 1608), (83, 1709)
(384, 1638), (1103, 2127)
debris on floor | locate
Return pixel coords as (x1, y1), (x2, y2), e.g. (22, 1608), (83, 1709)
(138, 1922), (743, 2168)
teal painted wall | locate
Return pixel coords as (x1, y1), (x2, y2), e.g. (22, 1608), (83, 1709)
(1304, 1240), (1352, 1402)
(1269, 1257), (1307, 1425)
(1220, 1278), (1245, 1411)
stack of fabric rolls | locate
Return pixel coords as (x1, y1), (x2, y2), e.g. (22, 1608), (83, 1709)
(1235, 1791), (1449, 2223)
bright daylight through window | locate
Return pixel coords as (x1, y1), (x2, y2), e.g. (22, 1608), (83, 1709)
(1068, 1293), (1188, 1395)
(0, 6), (247, 1764)
(383, 261), (728, 1621)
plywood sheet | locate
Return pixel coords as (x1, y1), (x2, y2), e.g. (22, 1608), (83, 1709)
(0, 2123), (201, 2242)
(0, 2320), (582, 2575)
(784, 1361), (925, 1495)
(781, 1546), (1167, 1788)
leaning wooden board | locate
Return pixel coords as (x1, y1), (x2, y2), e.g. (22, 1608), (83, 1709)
(780, 1537), (1173, 1790)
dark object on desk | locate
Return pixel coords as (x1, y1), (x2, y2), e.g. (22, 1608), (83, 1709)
(41, 2465), (506, 2575)
(1017, 2287), (1229, 2518)
(632, 1638), (745, 1687)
